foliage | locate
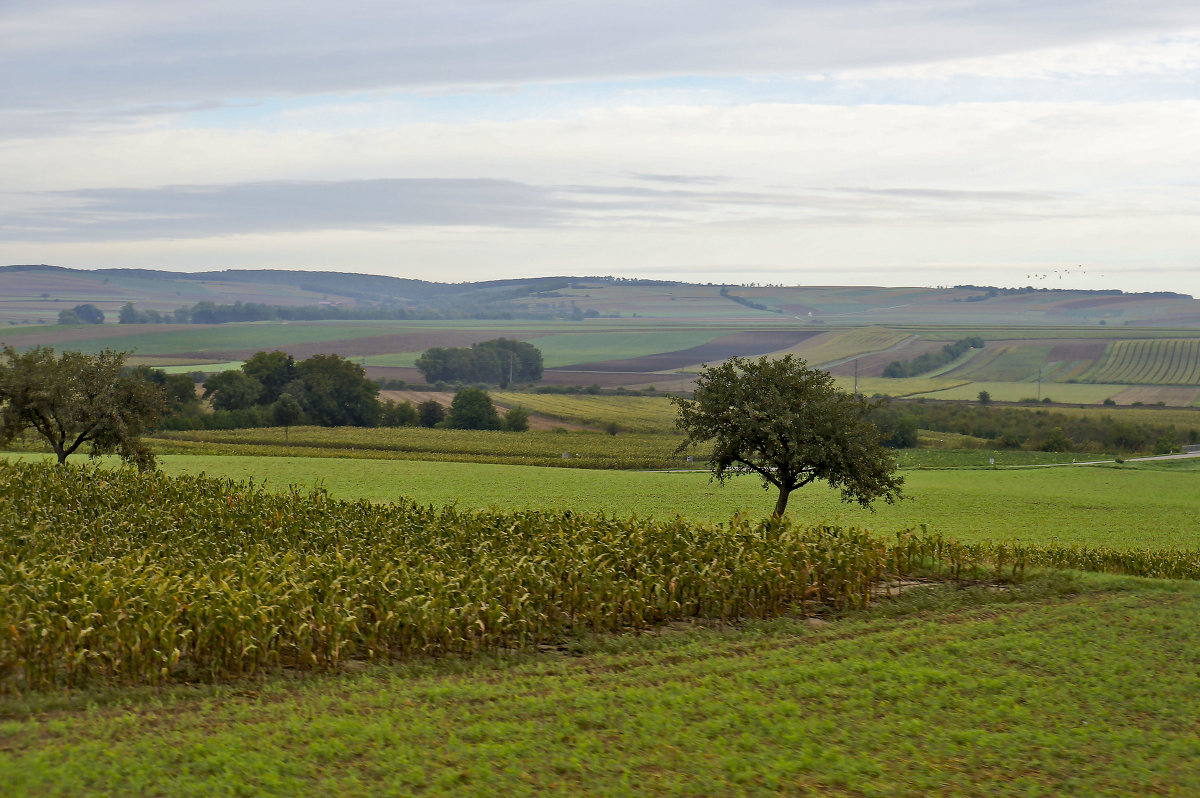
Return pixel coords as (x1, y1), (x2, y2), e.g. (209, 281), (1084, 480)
(502, 405), (530, 432)
(294, 354), (381, 427)
(380, 398), (418, 427)
(978, 390), (991, 404)
(270, 395), (304, 440)
(203, 370), (263, 410)
(444, 387), (503, 430)
(882, 336), (984, 378)
(878, 400), (1198, 453)
(416, 338), (543, 386)
(240, 350), (297, 404)
(417, 399), (446, 427)
(0, 346), (160, 469)
(674, 356), (903, 516)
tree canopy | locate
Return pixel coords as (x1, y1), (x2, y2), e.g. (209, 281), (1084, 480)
(200, 350), (382, 427)
(0, 346), (162, 469)
(444, 387), (502, 430)
(415, 338), (543, 386)
(673, 355), (903, 517)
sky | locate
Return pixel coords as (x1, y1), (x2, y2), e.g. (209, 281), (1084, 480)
(3, 1), (1199, 293)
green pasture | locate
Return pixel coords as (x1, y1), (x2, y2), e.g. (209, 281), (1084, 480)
(10, 453), (1186, 549)
(4, 574), (1196, 797)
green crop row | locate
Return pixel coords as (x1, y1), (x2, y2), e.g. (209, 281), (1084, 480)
(150, 426), (685, 469)
(4, 461), (1199, 691)
(1086, 338), (1200, 385)
(490, 393), (680, 433)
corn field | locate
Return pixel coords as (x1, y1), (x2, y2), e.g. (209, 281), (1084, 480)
(1, 461), (1197, 691)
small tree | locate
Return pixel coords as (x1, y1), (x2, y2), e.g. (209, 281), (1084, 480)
(445, 388), (502, 430)
(673, 355), (903, 517)
(502, 405), (530, 432)
(978, 390), (991, 405)
(271, 394), (304, 441)
(0, 346), (161, 469)
(417, 399), (446, 427)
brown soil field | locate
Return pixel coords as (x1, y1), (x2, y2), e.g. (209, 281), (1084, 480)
(565, 330), (820, 373)
(1048, 340), (1108, 361)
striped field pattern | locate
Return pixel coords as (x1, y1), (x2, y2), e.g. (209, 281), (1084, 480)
(1085, 339), (1200, 385)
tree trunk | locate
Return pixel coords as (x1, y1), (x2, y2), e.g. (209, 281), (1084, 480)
(773, 486), (791, 518)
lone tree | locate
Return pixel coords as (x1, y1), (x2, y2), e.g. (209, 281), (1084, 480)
(0, 346), (162, 469)
(673, 355), (903, 517)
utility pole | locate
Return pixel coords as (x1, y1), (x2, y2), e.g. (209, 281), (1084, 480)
(854, 359), (859, 394)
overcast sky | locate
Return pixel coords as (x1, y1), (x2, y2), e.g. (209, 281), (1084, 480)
(3, 1), (1199, 292)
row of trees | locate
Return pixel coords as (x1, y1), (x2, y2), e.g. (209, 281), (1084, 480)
(415, 338), (543, 386)
(882, 336), (985, 378)
(870, 399), (1195, 453)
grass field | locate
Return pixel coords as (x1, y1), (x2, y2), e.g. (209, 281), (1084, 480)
(3, 573), (1198, 797)
(7, 452), (1190, 549)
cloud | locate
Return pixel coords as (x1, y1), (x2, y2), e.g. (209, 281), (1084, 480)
(5, 1), (1200, 120)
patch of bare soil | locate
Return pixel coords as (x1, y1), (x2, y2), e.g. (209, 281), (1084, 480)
(1047, 340), (1108, 361)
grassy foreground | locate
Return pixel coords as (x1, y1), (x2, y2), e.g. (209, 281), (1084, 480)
(3, 574), (1198, 797)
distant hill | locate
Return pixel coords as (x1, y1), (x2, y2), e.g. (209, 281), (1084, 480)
(2, 264), (1197, 328)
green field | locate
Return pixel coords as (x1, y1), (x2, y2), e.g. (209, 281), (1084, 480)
(4, 574), (1198, 797)
(7, 452), (1191, 549)
(525, 330), (728, 368)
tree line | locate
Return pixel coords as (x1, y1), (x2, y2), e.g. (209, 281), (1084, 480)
(882, 336), (984, 378)
(415, 339), (543, 386)
(870, 400), (1196, 453)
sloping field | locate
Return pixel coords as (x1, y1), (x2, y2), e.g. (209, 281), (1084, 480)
(529, 330), (729, 368)
(491, 392), (678, 433)
(1084, 339), (1200, 385)
(944, 342), (1053, 382)
(565, 330), (819, 372)
(777, 327), (914, 368)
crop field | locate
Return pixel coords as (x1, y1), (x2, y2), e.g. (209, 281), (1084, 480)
(833, 376), (970, 397)
(149, 426), (683, 469)
(778, 327), (914, 367)
(907, 380), (1128, 404)
(4, 574), (1199, 796)
(520, 330), (729, 368)
(14, 460), (1165, 694)
(491, 393), (679, 432)
(1084, 338), (1200, 385)
(6, 452), (1191, 550)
